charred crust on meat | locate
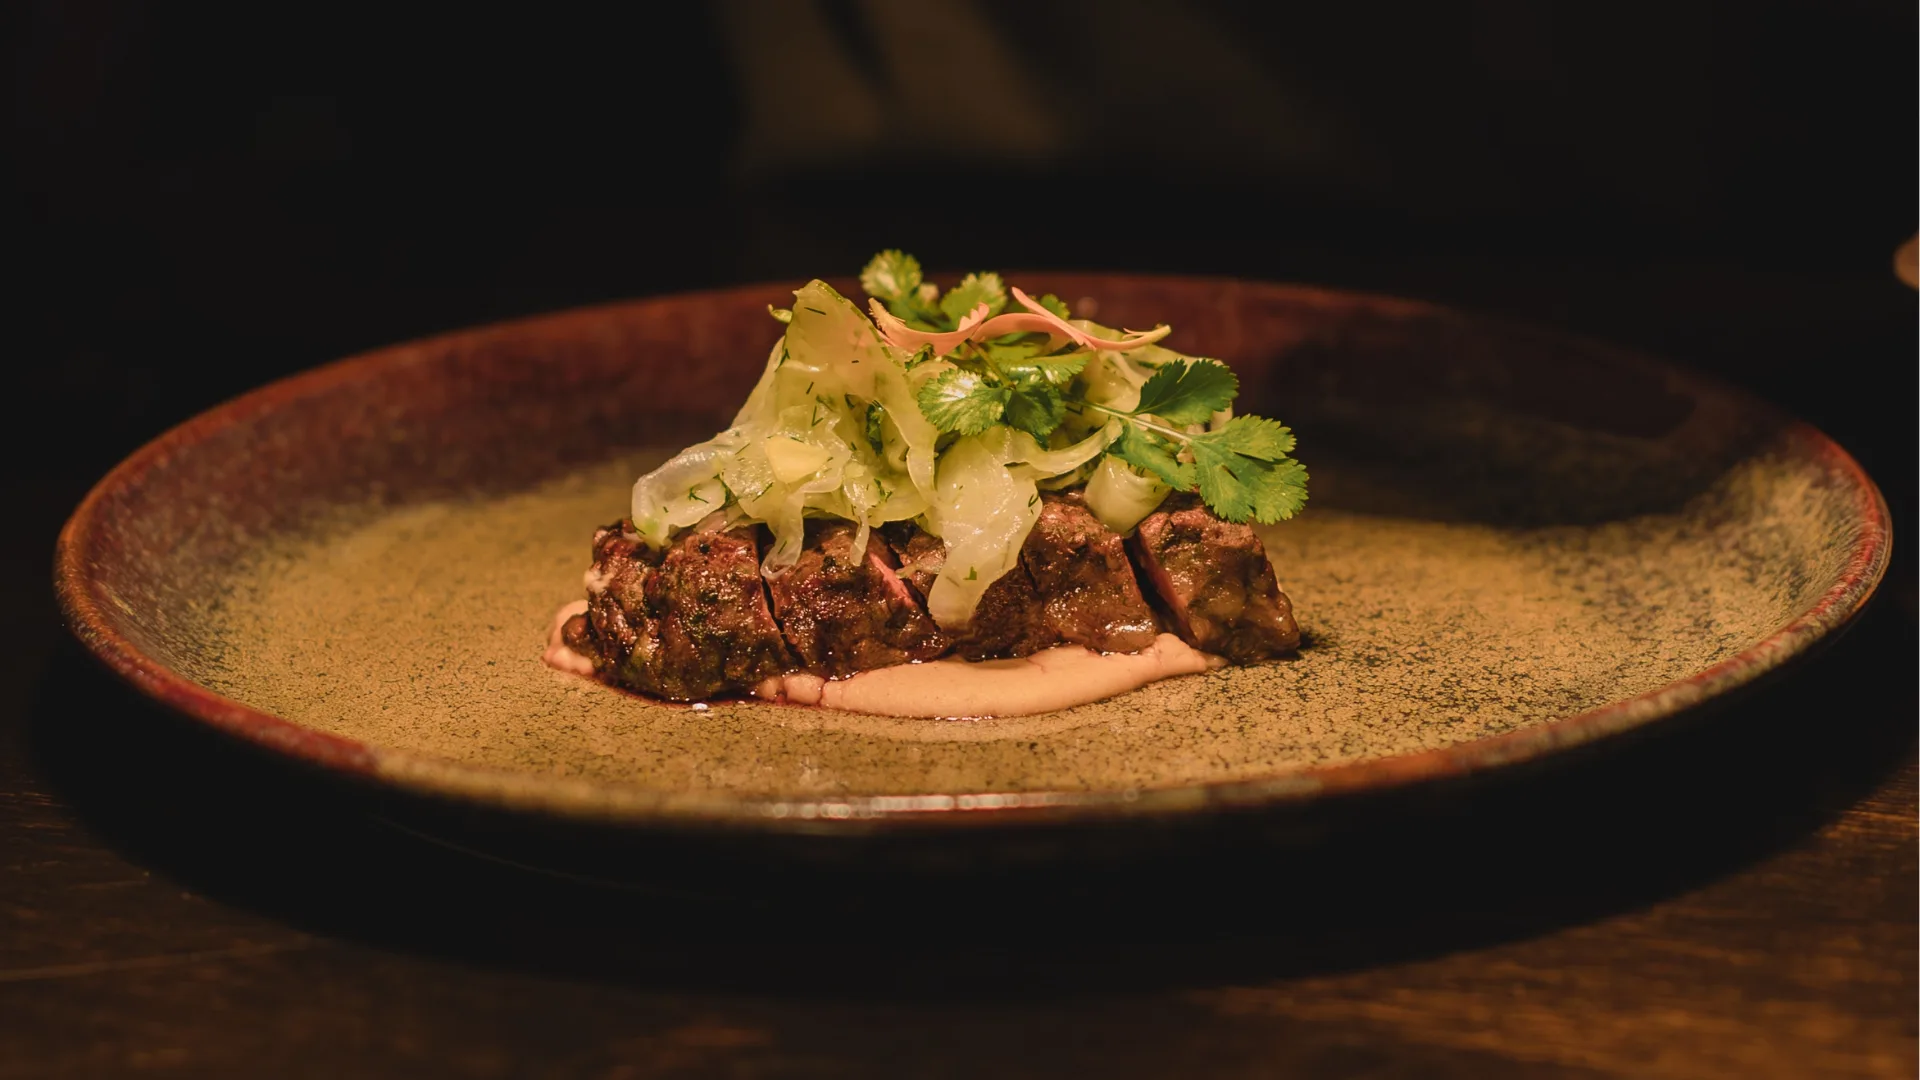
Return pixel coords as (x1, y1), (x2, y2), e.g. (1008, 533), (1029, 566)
(1128, 494), (1301, 663)
(765, 520), (949, 678)
(567, 490), (1300, 702)
(1023, 493), (1161, 654)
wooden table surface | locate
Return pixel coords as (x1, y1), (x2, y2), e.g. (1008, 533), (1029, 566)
(5, 260), (1913, 1078)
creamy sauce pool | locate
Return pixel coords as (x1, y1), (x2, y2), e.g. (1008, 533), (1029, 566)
(544, 602), (1221, 718)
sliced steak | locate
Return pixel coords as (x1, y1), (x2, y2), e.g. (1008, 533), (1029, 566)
(619, 525), (793, 700)
(883, 520), (1061, 660)
(566, 493), (1297, 698)
(952, 562), (1059, 661)
(884, 505), (1161, 660)
(571, 520), (659, 673)
(559, 612), (600, 665)
(1129, 495), (1300, 662)
(1021, 493), (1160, 653)
(881, 521), (946, 603)
(767, 521), (950, 677)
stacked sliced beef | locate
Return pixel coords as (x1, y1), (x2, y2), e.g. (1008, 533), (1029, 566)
(562, 492), (1299, 701)
(563, 523), (792, 701)
(765, 521), (949, 677)
(1129, 495), (1301, 662)
(950, 494), (1161, 660)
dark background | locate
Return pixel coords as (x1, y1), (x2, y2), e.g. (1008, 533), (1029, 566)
(12, 0), (1915, 609)
(11, 3), (1916, 412)
(3, 3), (1915, 1076)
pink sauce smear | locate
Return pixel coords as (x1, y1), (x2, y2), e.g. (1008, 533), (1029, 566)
(542, 600), (596, 676)
(544, 603), (1222, 718)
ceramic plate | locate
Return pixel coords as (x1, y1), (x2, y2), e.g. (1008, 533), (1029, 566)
(55, 276), (1889, 836)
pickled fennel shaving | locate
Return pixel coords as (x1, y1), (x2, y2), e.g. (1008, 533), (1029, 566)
(628, 251), (1308, 630)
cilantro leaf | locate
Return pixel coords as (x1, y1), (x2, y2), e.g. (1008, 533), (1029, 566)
(1036, 293), (1072, 319)
(939, 271), (1007, 323)
(865, 402), (887, 454)
(1004, 382), (1065, 440)
(1111, 425), (1193, 489)
(1207, 415), (1295, 460)
(860, 250), (922, 301)
(997, 352), (1088, 386)
(917, 368), (1009, 435)
(1189, 432), (1309, 524)
(1131, 359), (1238, 426)
(887, 292), (944, 329)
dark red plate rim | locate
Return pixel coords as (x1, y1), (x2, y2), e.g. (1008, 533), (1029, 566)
(53, 280), (1894, 835)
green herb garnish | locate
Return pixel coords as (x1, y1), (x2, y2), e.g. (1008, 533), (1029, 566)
(917, 368), (1009, 436)
(863, 251), (1307, 525)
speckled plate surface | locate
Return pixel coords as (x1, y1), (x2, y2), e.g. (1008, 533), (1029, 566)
(55, 276), (1889, 837)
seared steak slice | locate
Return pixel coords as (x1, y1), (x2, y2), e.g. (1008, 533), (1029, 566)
(883, 521), (1060, 660)
(767, 521), (950, 677)
(627, 525), (793, 700)
(881, 521), (946, 602)
(1022, 494), (1160, 653)
(1129, 495), (1300, 662)
(884, 506), (1160, 660)
(559, 613), (600, 664)
(952, 562), (1059, 661)
(569, 520), (660, 673)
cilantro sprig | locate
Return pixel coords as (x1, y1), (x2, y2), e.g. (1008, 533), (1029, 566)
(918, 368), (1008, 436)
(1131, 358), (1237, 425)
(1107, 412), (1307, 523)
(862, 250), (1307, 526)
(908, 329), (1086, 442)
(862, 249), (1064, 336)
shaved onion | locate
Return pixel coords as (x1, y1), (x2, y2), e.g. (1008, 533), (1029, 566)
(627, 274), (1219, 627)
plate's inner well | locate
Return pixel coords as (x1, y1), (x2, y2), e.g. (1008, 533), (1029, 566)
(76, 281), (1873, 809)
(190, 444), (1838, 800)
